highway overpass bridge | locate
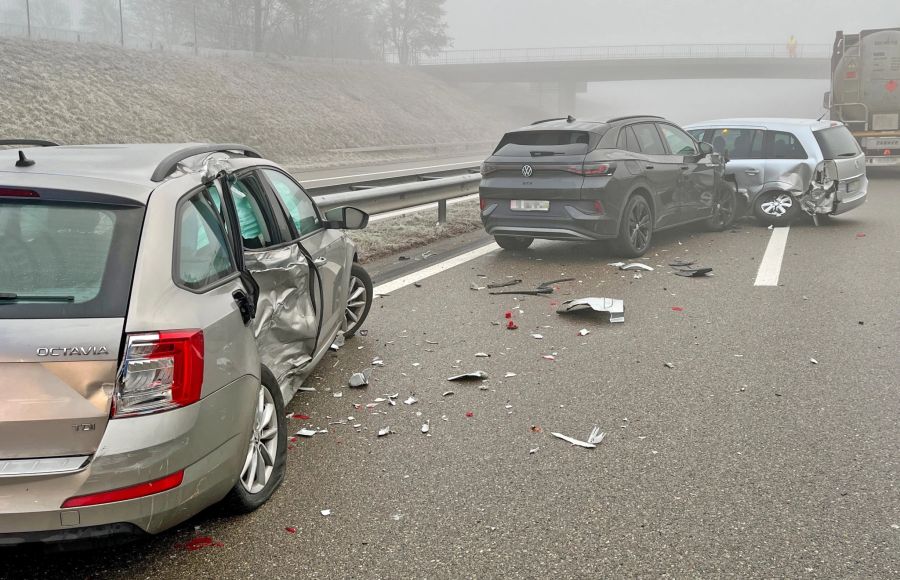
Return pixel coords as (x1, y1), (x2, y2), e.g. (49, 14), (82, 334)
(406, 44), (833, 114)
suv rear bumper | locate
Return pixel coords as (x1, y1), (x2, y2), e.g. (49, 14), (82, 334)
(0, 375), (258, 546)
(482, 199), (620, 241)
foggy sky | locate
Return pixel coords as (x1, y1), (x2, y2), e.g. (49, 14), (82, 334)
(445, 0), (900, 50)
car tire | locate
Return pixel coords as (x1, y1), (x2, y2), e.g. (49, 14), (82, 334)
(495, 235), (534, 251)
(344, 263), (373, 338)
(753, 190), (800, 226)
(706, 183), (738, 231)
(222, 373), (287, 515)
(615, 195), (653, 258)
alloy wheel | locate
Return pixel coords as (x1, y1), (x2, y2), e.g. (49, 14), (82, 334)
(628, 201), (652, 252)
(760, 193), (794, 217)
(240, 385), (279, 494)
(344, 274), (368, 332)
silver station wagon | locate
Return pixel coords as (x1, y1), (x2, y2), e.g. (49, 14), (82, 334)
(0, 142), (373, 548)
(686, 118), (868, 225)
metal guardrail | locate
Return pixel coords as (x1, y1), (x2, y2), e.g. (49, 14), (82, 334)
(312, 173), (482, 223)
(393, 43), (833, 66)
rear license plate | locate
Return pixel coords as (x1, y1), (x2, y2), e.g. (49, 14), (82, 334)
(868, 157), (897, 166)
(510, 200), (550, 212)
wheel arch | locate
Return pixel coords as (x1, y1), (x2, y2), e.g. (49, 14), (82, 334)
(619, 186), (656, 224)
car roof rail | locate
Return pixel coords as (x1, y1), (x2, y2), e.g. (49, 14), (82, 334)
(151, 144), (263, 182)
(606, 115), (665, 123)
(0, 139), (60, 147)
(531, 115), (577, 126)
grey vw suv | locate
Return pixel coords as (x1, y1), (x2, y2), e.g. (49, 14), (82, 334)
(480, 116), (736, 257)
(0, 142), (373, 548)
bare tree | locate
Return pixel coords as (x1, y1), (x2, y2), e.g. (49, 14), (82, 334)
(377, 0), (450, 65)
(1, 0), (72, 30)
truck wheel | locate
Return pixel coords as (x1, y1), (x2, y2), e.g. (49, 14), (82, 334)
(495, 235), (534, 251)
(614, 195), (653, 258)
(754, 191), (800, 226)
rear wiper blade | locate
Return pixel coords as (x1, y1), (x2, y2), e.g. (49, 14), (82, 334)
(530, 151), (564, 157)
(0, 292), (75, 303)
(837, 152), (858, 157)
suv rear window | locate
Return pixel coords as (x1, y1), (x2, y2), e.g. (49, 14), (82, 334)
(814, 126), (862, 159)
(493, 130), (595, 156)
(0, 200), (143, 319)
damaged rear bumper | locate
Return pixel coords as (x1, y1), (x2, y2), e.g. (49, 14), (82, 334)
(481, 199), (620, 241)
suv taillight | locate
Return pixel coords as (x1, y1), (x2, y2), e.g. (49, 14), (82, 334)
(565, 162), (616, 176)
(112, 330), (204, 418)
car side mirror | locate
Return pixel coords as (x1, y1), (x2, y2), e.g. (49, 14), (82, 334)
(698, 142), (714, 156)
(325, 206), (369, 230)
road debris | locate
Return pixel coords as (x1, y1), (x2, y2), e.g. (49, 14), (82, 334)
(403, 396), (418, 405)
(377, 426), (393, 437)
(608, 262), (626, 268)
(669, 259), (696, 267)
(578, 329), (590, 337)
(475, 352), (491, 358)
(504, 372), (517, 378)
(296, 428), (318, 437)
(487, 279), (522, 289)
(810, 358), (819, 365)
(348, 369), (371, 388)
(448, 371), (489, 381)
(551, 426), (606, 449)
(619, 263), (654, 272)
(542, 355), (556, 361)
(421, 421), (430, 434)
(442, 390), (455, 397)
(531, 334), (544, 340)
(176, 536), (224, 551)
(330, 334), (345, 351)
(321, 509), (332, 516)
(285, 527), (297, 534)
(530, 425), (543, 433)
(664, 362), (675, 369)
(288, 413), (311, 420)
(507, 320), (519, 330)
(490, 278), (574, 297)
(333, 392), (343, 398)
(470, 283), (487, 291)
(465, 411), (474, 418)
(671, 306), (685, 312)
(529, 447), (539, 455)
(673, 266), (714, 277)
(557, 298), (625, 323)
(372, 357), (385, 367)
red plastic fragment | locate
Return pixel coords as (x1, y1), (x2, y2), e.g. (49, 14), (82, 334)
(504, 311), (513, 319)
(285, 527), (297, 534)
(856, 233), (866, 238)
(671, 307), (684, 312)
(886, 80), (897, 93)
(177, 536), (224, 551)
(507, 320), (519, 330)
(291, 413), (311, 420)
(465, 411), (474, 418)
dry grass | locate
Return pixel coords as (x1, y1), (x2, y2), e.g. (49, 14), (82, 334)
(351, 200), (483, 263)
(0, 38), (517, 168)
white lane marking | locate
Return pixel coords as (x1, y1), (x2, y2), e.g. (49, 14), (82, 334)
(754, 227), (790, 287)
(370, 194), (479, 223)
(374, 243), (500, 296)
(301, 160), (482, 184)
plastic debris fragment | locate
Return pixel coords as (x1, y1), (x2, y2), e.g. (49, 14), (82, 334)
(321, 509), (332, 516)
(403, 396), (418, 405)
(507, 320), (519, 330)
(529, 447), (539, 455)
(333, 392), (343, 398)
(421, 422), (430, 434)
(377, 426), (392, 437)
(531, 334), (544, 340)
(810, 358), (819, 365)
(557, 298), (625, 324)
(587, 427), (606, 445)
(289, 413), (311, 420)
(578, 329), (590, 337)
(608, 262), (626, 268)
(296, 428), (317, 437)
(671, 307), (684, 312)
(542, 355), (556, 361)
(505, 372), (517, 378)
(620, 263), (654, 272)
(465, 411), (474, 418)
(448, 371), (489, 381)
(176, 536), (224, 551)
(470, 283), (487, 291)
(372, 357), (385, 367)
(552, 426), (606, 449)
(442, 390), (455, 397)
(664, 362), (675, 369)
(674, 267), (713, 278)
(669, 259), (696, 267)
(487, 279), (522, 289)
(330, 335), (345, 351)
(475, 352), (491, 358)
(285, 527), (297, 534)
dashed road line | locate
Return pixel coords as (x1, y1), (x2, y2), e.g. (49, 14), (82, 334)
(373, 242), (499, 296)
(754, 227), (791, 287)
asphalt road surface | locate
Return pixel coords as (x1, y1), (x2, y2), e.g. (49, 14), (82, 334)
(4, 174), (899, 579)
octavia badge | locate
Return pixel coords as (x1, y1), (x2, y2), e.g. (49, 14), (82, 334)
(522, 165), (534, 178)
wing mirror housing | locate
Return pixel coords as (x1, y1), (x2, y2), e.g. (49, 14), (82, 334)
(325, 206), (369, 230)
(698, 142), (714, 156)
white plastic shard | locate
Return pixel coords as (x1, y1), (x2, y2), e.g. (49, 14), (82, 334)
(504, 372), (517, 378)
(475, 352), (491, 358)
(296, 428), (317, 437)
(557, 298), (625, 324)
(403, 396), (418, 405)
(372, 357), (385, 367)
(529, 447), (539, 455)
(330, 335), (346, 351)
(421, 422), (430, 434)
(321, 509), (331, 516)
(578, 329), (590, 337)
(448, 371), (489, 381)
(348, 369), (370, 388)
(377, 426), (392, 437)
(531, 334), (544, 340)
(608, 262), (626, 268)
(620, 263), (654, 272)
(587, 426), (606, 445)
(551, 432), (596, 449)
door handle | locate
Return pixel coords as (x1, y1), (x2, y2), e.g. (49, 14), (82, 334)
(313, 257), (328, 266)
(681, 166), (690, 170)
(645, 165), (655, 170)
(745, 169), (760, 175)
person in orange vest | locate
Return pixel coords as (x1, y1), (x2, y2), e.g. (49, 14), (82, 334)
(787, 35), (798, 58)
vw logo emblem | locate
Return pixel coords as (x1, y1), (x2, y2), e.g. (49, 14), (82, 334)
(522, 165), (534, 178)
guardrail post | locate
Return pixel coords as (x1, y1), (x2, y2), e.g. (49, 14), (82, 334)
(437, 200), (448, 224)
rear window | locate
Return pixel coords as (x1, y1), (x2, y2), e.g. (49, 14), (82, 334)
(0, 200), (143, 319)
(493, 130), (595, 156)
(814, 126), (862, 159)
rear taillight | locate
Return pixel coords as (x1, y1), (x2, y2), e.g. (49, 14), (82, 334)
(885, 149), (892, 157)
(112, 330), (204, 418)
(61, 470), (184, 508)
(0, 187), (39, 198)
(593, 200), (605, 215)
(480, 197), (487, 211)
(565, 162), (616, 176)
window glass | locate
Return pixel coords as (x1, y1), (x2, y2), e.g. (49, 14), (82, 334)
(659, 124), (698, 156)
(769, 131), (808, 160)
(631, 124), (667, 155)
(625, 126), (641, 153)
(176, 194), (236, 290)
(261, 169), (322, 237)
(687, 129), (706, 142)
(229, 175), (275, 250)
(493, 130), (599, 156)
(616, 129), (627, 150)
(0, 201), (142, 319)
(708, 128), (764, 159)
(814, 126), (861, 159)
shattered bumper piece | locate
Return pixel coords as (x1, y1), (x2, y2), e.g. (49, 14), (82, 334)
(557, 298), (625, 323)
(448, 371), (489, 381)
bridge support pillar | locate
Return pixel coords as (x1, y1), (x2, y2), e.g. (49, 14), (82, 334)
(557, 80), (578, 116)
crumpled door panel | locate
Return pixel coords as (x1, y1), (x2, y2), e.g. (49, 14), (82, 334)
(245, 244), (317, 385)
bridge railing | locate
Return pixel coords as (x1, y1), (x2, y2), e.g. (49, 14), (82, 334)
(392, 43), (833, 65)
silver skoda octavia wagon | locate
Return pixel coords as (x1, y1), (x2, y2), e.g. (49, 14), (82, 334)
(0, 142), (373, 548)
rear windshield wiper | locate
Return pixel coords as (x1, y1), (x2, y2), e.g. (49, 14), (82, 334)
(837, 152), (858, 157)
(0, 292), (75, 303)
(530, 150), (565, 157)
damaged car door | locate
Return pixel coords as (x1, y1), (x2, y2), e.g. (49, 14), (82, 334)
(214, 173), (321, 390)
